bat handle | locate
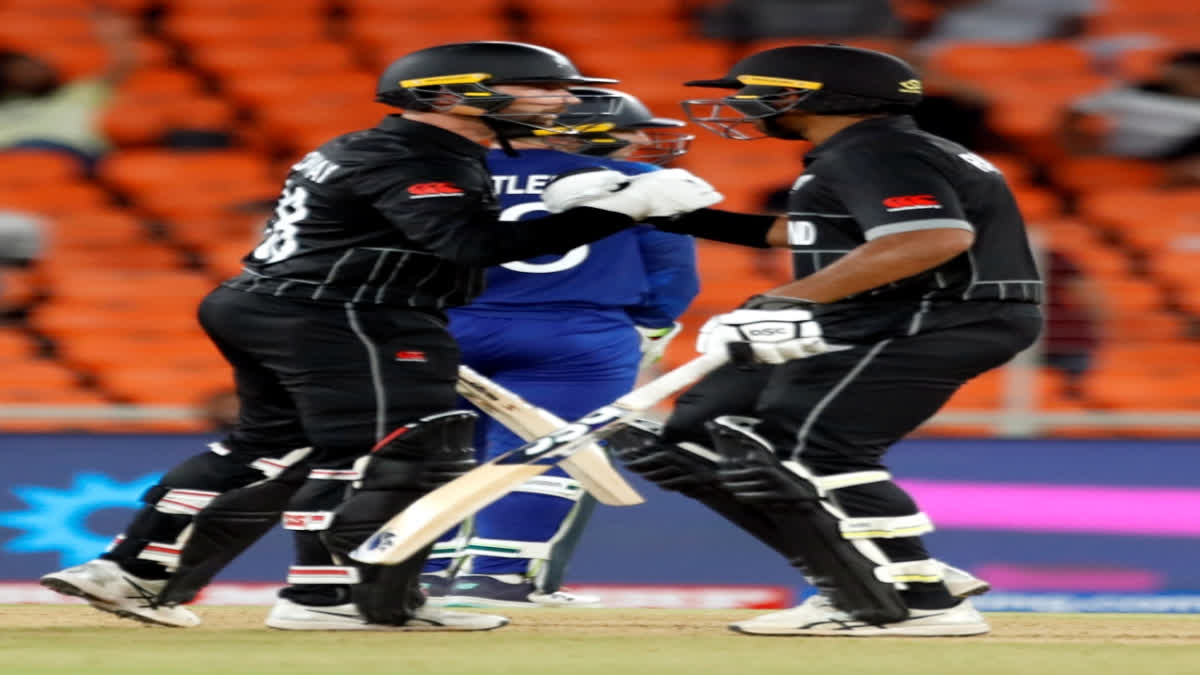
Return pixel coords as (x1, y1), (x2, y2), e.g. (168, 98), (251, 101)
(613, 352), (729, 412)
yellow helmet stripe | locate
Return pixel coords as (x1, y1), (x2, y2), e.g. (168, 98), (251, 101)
(530, 122), (616, 136)
(400, 72), (491, 88)
(737, 75), (823, 90)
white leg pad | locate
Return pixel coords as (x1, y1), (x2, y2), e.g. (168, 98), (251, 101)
(875, 558), (945, 584)
(461, 537), (552, 560)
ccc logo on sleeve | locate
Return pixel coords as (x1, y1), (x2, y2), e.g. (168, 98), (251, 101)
(407, 182), (465, 198)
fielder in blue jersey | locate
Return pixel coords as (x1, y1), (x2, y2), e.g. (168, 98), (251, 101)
(421, 89), (700, 607)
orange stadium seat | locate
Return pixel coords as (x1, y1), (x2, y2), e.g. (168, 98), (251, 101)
(169, 0), (327, 16)
(521, 0), (686, 18)
(1048, 156), (1167, 195)
(58, 334), (226, 373)
(190, 42), (359, 81)
(116, 68), (206, 98)
(99, 367), (234, 405)
(348, 18), (515, 66)
(162, 15), (329, 48)
(348, 0), (504, 15)
(97, 150), (276, 196)
(0, 328), (37, 361)
(0, 151), (84, 186)
(928, 42), (1093, 81)
(0, 183), (112, 214)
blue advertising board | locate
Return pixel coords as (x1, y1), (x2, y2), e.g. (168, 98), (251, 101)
(2, 434), (1199, 611)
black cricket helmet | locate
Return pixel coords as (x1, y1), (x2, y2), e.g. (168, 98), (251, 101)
(376, 41), (619, 133)
(529, 87), (695, 165)
(682, 44), (923, 140)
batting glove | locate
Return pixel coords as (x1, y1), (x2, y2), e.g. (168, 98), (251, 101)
(542, 168), (722, 221)
(696, 308), (832, 364)
(635, 322), (682, 369)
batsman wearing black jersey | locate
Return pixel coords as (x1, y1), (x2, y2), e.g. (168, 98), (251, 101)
(604, 45), (1044, 636)
(39, 41), (721, 630)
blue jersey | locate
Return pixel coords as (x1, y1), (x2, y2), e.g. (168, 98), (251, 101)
(454, 149), (698, 328)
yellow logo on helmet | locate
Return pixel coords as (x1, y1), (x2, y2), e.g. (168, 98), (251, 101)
(400, 73), (491, 88)
(530, 122), (616, 136)
(898, 79), (923, 94)
(737, 75), (823, 90)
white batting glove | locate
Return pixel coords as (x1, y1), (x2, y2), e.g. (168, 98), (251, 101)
(542, 168), (723, 221)
(635, 322), (682, 369)
(541, 167), (641, 215)
(626, 169), (723, 218)
(696, 309), (832, 364)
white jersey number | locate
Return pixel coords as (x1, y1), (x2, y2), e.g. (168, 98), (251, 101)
(252, 183), (309, 263)
(497, 201), (589, 274)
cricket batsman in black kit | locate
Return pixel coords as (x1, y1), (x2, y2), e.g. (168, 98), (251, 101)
(589, 44), (1044, 636)
(39, 41), (721, 630)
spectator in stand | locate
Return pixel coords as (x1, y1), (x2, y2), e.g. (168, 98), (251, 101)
(913, 0), (1094, 53)
(1061, 49), (1200, 186)
(1041, 249), (1104, 396)
(0, 9), (137, 169)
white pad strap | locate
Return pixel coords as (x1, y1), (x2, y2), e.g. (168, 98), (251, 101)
(153, 489), (219, 515)
(461, 537), (551, 561)
(874, 558), (944, 584)
(428, 534), (467, 559)
(109, 534), (182, 568)
(511, 475), (584, 501)
(840, 512), (935, 539)
(307, 468), (360, 481)
(250, 446), (314, 479)
(286, 565), (361, 585)
(814, 470), (891, 492)
(282, 511), (334, 531)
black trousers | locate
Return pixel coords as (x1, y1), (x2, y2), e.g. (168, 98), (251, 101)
(664, 301), (1043, 474)
(198, 286), (461, 467)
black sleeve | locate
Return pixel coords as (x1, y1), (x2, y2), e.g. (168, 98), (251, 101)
(357, 160), (635, 266)
(650, 209), (776, 248)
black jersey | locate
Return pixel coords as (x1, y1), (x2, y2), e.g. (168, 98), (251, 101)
(787, 116), (1042, 313)
(226, 116), (503, 309)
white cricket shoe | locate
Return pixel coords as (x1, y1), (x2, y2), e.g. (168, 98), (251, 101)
(40, 559), (201, 628)
(265, 598), (509, 631)
(941, 562), (991, 598)
(730, 595), (990, 637)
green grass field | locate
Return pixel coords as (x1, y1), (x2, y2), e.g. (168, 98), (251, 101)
(3, 606), (1200, 675)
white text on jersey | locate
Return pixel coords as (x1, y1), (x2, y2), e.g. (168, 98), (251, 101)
(291, 151), (342, 184)
(492, 174), (554, 195)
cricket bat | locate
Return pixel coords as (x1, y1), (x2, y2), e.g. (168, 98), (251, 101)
(350, 351), (728, 565)
(456, 365), (643, 507)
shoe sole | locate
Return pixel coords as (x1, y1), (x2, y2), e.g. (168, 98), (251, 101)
(442, 595), (600, 609)
(40, 577), (195, 628)
(729, 622), (991, 637)
(266, 617), (509, 631)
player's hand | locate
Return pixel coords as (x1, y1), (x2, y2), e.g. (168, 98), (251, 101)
(542, 168), (722, 221)
(626, 169), (723, 218)
(542, 168), (633, 213)
(635, 322), (682, 369)
(696, 308), (833, 364)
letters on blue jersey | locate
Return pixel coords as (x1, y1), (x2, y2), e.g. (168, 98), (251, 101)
(464, 149), (661, 309)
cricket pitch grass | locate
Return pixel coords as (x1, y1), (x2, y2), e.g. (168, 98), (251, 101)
(3, 605), (1200, 675)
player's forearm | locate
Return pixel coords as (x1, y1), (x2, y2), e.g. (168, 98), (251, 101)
(652, 209), (779, 248)
(767, 229), (974, 303)
(435, 207), (636, 267)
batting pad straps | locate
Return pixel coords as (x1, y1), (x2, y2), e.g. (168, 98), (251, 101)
(286, 565), (361, 585)
(875, 558), (944, 585)
(840, 513), (935, 539)
(462, 537), (552, 561)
